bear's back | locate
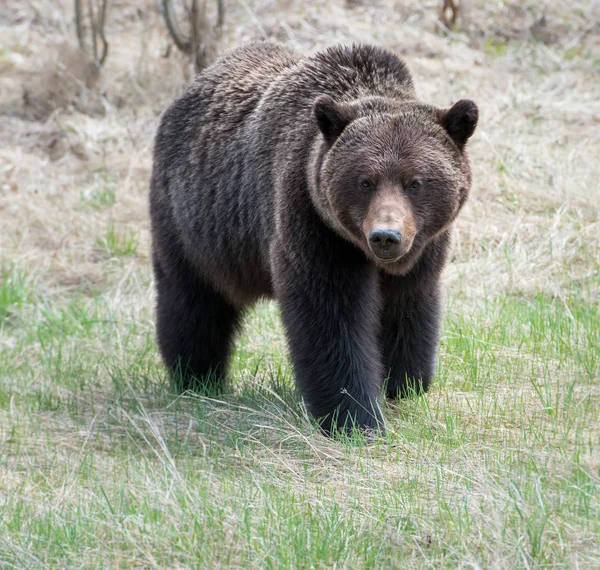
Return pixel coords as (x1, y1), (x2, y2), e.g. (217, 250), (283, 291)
(189, 42), (300, 130)
(152, 42), (300, 178)
(300, 44), (415, 102)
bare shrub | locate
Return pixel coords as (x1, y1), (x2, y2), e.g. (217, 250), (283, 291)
(161, 0), (225, 72)
(22, 42), (103, 120)
(74, 0), (110, 67)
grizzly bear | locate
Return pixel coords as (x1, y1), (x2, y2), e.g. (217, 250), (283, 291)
(150, 42), (478, 435)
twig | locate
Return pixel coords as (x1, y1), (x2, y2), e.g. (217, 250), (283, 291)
(191, 0), (199, 73)
(161, 0), (192, 54)
(97, 0), (109, 66)
(74, 0), (110, 67)
(88, 0), (97, 63)
(74, 0), (85, 49)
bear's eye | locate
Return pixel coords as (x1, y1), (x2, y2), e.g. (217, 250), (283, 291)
(360, 179), (374, 190)
(406, 180), (422, 194)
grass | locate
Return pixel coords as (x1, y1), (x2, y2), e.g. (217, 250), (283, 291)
(0, 265), (33, 326)
(0, 270), (598, 568)
(1, 0), (599, 567)
(96, 220), (139, 257)
(80, 182), (117, 210)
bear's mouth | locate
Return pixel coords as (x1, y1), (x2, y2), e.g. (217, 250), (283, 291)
(374, 253), (404, 263)
(373, 236), (425, 276)
(367, 232), (414, 264)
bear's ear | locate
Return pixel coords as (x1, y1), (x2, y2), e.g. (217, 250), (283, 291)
(314, 95), (357, 144)
(438, 99), (478, 149)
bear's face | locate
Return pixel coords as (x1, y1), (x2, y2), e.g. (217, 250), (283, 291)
(314, 97), (478, 275)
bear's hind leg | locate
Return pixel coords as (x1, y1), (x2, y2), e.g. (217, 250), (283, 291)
(154, 254), (242, 394)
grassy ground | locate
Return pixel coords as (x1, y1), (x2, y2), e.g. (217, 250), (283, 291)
(1, 0), (599, 567)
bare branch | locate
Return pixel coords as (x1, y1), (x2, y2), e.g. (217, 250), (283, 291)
(191, 0), (199, 72)
(97, 0), (109, 66)
(74, 0), (85, 49)
(161, 0), (224, 71)
(216, 0), (224, 30)
(74, 0), (110, 67)
(161, 0), (192, 54)
(88, 0), (98, 63)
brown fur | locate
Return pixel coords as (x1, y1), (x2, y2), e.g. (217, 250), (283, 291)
(150, 42), (478, 435)
(361, 187), (417, 259)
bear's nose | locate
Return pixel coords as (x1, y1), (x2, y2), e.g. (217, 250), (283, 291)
(368, 228), (402, 260)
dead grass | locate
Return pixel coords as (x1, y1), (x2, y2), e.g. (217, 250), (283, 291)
(1, 0), (598, 301)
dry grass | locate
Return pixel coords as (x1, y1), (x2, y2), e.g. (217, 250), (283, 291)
(1, 0), (599, 567)
(1, 0), (598, 300)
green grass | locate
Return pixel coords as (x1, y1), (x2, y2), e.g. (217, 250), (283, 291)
(80, 184), (116, 209)
(1, 0), (599, 565)
(0, 265), (34, 327)
(0, 267), (598, 568)
(96, 220), (139, 257)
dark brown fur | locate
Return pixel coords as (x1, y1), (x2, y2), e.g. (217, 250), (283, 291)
(150, 42), (478, 435)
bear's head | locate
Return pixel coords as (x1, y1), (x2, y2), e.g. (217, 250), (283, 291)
(312, 95), (478, 275)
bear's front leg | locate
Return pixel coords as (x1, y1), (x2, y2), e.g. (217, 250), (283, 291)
(380, 275), (442, 399)
(272, 246), (385, 436)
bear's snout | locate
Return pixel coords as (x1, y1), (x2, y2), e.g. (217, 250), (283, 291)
(361, 186), (416, 264)
(368, 228), (403, 260)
